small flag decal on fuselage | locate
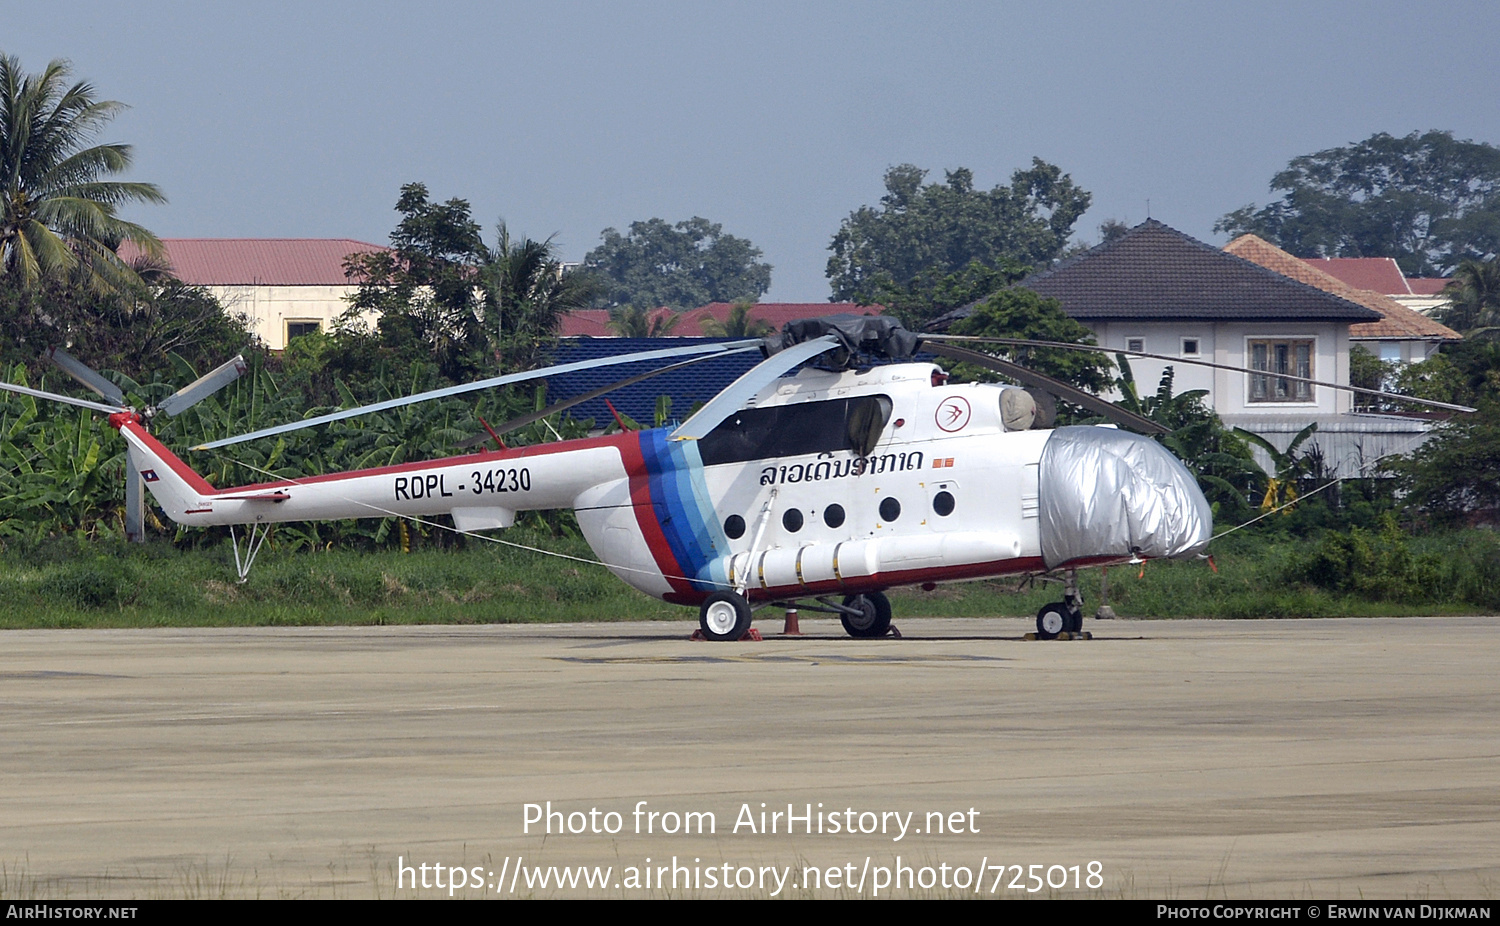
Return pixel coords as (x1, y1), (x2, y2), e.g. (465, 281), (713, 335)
(142, 470), (160, 482)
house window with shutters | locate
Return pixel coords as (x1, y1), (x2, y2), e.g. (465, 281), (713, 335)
(1248, 339), (1314, 403)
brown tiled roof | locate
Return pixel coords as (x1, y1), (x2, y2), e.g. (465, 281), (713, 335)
(1302, 256), (1411, 294)
(118, 238), (387, 286)
(1017, 220), (1380, 322)
(1227, 235), (1460, 341)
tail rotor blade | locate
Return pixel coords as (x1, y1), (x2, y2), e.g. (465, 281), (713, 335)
(45, 348), (126, 406)
(0, 380), (128, 415)
(157, 355), (248, 416)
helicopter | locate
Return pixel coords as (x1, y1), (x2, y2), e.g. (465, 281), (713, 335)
(1, 315), (1470, 641)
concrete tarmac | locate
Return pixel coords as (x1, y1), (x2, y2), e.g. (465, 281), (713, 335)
(1, 616), (1497, 899)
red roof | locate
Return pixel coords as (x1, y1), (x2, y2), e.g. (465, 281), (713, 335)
(1301, 257), (1412, 295)
(118, 238), (387, 286)
(558, 310), (614, 337)
(1407, 277), (1450, 296)
(559, 303), (883, 338)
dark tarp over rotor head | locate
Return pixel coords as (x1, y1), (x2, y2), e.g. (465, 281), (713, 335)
(767, 314), (923, 368)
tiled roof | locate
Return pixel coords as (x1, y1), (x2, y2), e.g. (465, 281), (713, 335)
(544, 331), (936, 428)
(558, 310), (614, 337)
(676, 303), (882, 336)
(117, 238), (387, 286)
(545, 338), (765, 426)
(1017, 220), (1381, 323)
(1226, 236), (1459, 341)
(1302, 257), (1412, 295)
(1407, 277), (1451, 296)
(559, 303), (882, 338)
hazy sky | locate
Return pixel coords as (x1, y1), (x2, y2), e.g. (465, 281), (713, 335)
(10, 1), (1500, 300)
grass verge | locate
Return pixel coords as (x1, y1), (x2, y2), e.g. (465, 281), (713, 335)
(0, 527), (1496, 629)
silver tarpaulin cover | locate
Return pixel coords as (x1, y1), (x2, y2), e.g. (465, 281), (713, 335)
(1038, 426), (1213, 569)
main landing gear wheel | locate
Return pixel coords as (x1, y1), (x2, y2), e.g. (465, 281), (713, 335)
(1036, 601), (1070, 640)
(841, 592), (893, 638)
(699, 591), (753, 641)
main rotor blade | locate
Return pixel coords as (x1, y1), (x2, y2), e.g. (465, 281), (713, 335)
(472, 343), (764, 442)
(193, 340), (761, 450)
(157, 355), (248, 416)
(0, 380), (128, 415)
(45, 348), (126, 406)
(926, 342), (1170, 436)
(671, 335), (841, 441)
(924, 334), (1478, 415)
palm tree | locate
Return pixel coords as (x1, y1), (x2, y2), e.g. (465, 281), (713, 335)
(1438, 258), (1500, 340)
(607, 305), (681, 338)
(482, 223), (601, 370)
(699, 301), (772, 338)
(1, 55), (165, 293)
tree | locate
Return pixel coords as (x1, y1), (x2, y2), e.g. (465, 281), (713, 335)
(1386, 399), (1500, 521)
(341, 183), (489, 381)
(866, 258), (1029, 329)
(947, 287), (1112, 393)
(1438, 257), (1500, 339)
(1215, 131), (1500, 277)
(606, 305), (681, 338)
(826, 160), (1091, 306)
(584, 217), (771, 310)
(482, 224), (602, 371)
(0, 55), (165, 293)
(342, 184), (598, 381)
(699, 301), (772, 338)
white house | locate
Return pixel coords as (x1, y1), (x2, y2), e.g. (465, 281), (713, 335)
(932, 220), (1438, 477)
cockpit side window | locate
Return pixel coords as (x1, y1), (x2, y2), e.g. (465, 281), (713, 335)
(846, 394), (892, 456)
(698, 394), (892, 466)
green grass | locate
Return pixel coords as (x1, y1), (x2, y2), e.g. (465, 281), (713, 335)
(0, 527), (1496, 629)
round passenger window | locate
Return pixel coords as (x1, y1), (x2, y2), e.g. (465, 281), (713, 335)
(782, 509), (804, 533)
(933, 491), (955, 517)
(879, 497), (901, 522)
(824, 504), (846, 528)
(724, 515), (746, 539)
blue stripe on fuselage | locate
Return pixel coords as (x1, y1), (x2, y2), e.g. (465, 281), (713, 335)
(639, 429), (729, 591)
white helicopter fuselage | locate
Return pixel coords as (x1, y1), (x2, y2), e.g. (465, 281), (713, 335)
(115, 361), (1213, 606)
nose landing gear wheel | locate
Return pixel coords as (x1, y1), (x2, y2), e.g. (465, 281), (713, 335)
(1036, 602), (1071, 640)
(841, 592), (892, 638)
(700, 591), (753, 641)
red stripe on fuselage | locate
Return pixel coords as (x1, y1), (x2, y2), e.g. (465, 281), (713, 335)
(616, 433), (694, 600)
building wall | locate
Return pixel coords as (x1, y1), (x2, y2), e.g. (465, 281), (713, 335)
(1087, 320), (1350, 416)
(1352, 337), (1442, 365)
(208, 284), (372, 350)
